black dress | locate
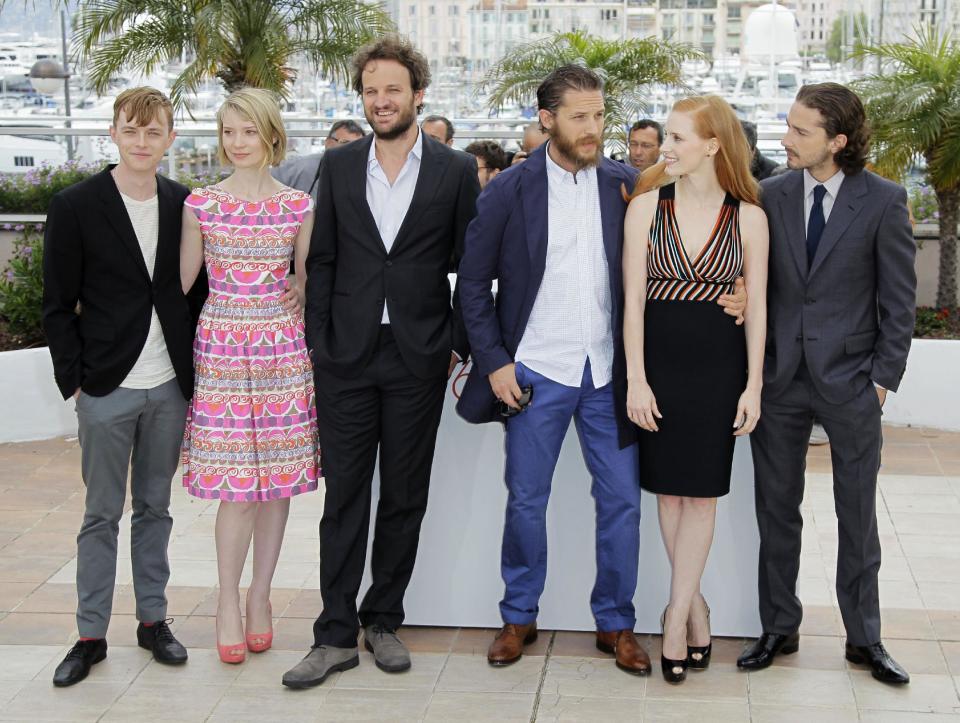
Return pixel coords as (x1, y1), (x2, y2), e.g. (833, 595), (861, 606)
(638, 183), (747, 498)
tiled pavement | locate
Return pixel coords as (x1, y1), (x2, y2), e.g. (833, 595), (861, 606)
(0, 427), (959, 721)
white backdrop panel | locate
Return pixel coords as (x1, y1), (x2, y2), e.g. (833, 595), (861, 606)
(362, 368), (762, 636)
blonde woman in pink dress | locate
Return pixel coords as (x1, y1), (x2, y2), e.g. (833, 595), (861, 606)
(180, 88), (319, 664)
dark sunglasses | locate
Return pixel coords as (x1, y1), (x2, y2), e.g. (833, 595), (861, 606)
(497, 385), (534, 418)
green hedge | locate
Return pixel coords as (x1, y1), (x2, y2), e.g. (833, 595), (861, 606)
(0, 161), (102, 213)
(0, 161), (226, 213)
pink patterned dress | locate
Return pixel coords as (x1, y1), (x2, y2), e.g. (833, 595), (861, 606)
(182, 185), (319, 502)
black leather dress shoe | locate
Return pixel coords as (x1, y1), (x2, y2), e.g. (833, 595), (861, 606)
(845, 641), (910, 684)
(137, 620), (188, 664)
(53, 639), (107, 687)
(736, 632), (800, 670)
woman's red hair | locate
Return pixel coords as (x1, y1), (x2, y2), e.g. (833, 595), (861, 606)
(625, 95), (759, 206)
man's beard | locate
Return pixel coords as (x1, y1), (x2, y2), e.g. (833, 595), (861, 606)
(550, 128), (603, 171)
(788, 146), (833, 171)
(367, 102), (417, 141)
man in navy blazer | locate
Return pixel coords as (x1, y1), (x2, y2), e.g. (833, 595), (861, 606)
(458, 67), (746, 676)
(456, 65), (648, 674)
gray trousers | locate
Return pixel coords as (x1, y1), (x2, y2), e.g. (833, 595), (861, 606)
(749, 367), (883, 647)
(75, 379), (187, 638)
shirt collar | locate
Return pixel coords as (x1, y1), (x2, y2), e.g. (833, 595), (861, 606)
(803, 167), (844, 200)
(368, 127), (423, 171)
(545, 142), (594, 185)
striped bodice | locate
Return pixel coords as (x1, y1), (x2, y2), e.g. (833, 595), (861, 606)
(646, 183), (742, 301)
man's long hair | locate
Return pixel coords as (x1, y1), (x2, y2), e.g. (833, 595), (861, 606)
(795, 83), (871, 175)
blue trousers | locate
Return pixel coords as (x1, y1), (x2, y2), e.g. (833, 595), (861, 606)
(500, 361), (642, 631)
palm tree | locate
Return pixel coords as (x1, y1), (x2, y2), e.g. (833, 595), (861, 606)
(75, 0), (393, 110)
(480, 31), (701, 145)
(855, 27), (960, 308)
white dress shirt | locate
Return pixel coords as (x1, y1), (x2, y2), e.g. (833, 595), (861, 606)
(515, 145), (613, 388)
(118, 192), (177, 389)
(803, 168), (845, 227)
(367, 129), (423, 323)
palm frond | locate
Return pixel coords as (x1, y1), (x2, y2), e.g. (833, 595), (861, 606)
(81, 14), (193, 93)
(855, 26), (960, 190)
(75, 0), (392, 109)
(480, 31), (699, 137)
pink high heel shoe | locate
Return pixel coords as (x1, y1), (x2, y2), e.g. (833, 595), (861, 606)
(216, 614), (246, 664)
(245, 603), (273, 653)
(217, 641), (247, 664)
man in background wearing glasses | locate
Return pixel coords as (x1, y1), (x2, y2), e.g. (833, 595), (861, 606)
(464, 140), (507, 189)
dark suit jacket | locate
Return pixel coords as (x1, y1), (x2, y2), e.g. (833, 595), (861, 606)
(304, 133), (480, 380)
(455, 144), (640, 449)
(751, 150), (779, 181)
(760, 169), (916, 403)
(42, 167), (200, 400)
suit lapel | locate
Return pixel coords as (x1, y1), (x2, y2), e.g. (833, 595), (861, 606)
(390, 135), (450, 254)
(347, 135), (387, 253)
(596, 160), (623, 291)
(808, 171), (866, 279)
(521, 146), (549, 274)
(99, 169), (150, 282)
(154, 175), (177, 281)
(777, 171), (808, 280)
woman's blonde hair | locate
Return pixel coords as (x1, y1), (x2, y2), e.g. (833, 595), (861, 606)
(626, 95), (759, 206)
(216, 87), (287, 168)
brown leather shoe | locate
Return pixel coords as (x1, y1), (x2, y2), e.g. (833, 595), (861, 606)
(487, 623), (538, 666)
(596, 629), (651, 675)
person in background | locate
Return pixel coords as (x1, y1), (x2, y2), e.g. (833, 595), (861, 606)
(271, 119), (366, 201)
(464, 140), (507, 189)
(510, 120), (550, 165)
(741, 120), (779, 181)
(422, 114), (455, 146)
(627, 119), (663, 172)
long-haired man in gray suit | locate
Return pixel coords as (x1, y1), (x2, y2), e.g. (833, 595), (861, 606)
(738, 83), (916, 685)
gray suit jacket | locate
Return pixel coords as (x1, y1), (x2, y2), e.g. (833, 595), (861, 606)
(760, 169), (916, 403)
(271, 153), (323, 201)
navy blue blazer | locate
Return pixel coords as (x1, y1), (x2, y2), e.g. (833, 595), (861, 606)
(455, 143), (640, 449)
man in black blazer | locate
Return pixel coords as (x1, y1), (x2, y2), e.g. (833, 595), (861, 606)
(283, 36), (480, 689)
(738, 84), (916, 684)
(42, 88), (195, 686)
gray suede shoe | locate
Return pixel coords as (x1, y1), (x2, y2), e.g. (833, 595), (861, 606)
(281, 645), (359, 689)
(363, 624), (411, 673)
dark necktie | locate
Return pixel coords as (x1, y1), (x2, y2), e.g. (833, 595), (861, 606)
(806, 184), (827, 268)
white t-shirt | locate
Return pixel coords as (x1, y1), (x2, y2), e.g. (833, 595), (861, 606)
(118, 193), (177, 389)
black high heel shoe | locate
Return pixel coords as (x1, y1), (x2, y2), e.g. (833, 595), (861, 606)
(660, 605), (688, 684)
(687, 595), (712, 670)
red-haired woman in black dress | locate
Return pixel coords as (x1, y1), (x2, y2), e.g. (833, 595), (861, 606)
(623, 95), (769, 683)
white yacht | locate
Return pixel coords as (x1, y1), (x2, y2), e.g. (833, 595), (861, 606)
(0, 132), (67, 172)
